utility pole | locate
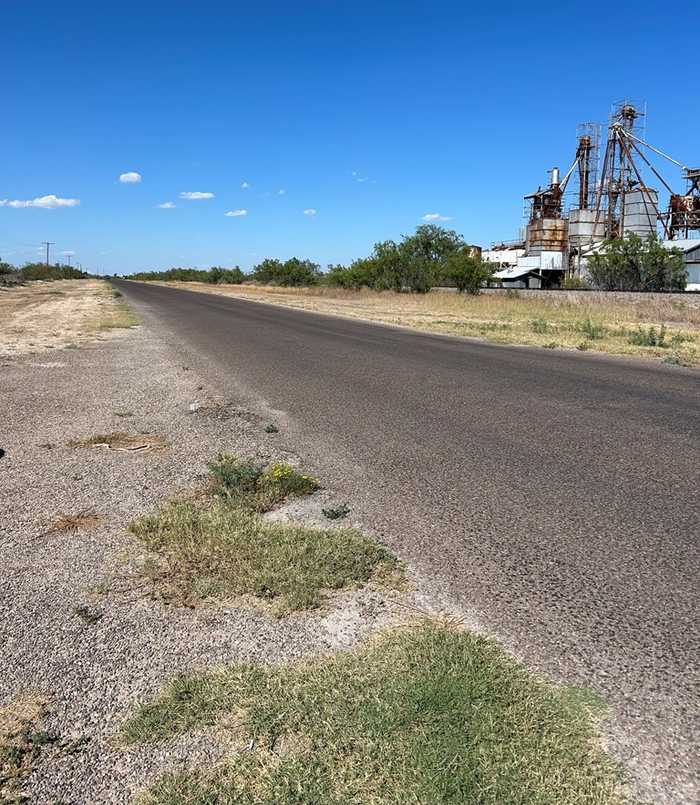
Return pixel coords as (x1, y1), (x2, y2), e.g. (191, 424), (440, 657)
(41, 241), (55, 266)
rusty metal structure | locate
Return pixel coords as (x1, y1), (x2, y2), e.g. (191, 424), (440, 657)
(667, 168), (700, 238)
(501, 101), (699, 286)
(586, 101), (699, 245)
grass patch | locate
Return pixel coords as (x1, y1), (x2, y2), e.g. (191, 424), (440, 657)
(123, 621), (623, 804)
(129, 501), (397, 612)
(47, 511), (102, 534)
(0, 694), (52, 799)
(208, 454), (318, 512)
(70, 432), (167, 452)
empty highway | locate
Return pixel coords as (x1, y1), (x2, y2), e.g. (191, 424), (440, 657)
(114, 280), (699, 803)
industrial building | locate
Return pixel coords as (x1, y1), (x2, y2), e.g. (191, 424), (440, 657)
(487, 103), (700, 289)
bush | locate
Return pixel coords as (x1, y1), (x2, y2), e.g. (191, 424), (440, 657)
(562, 275), (591, 289)
(19, 263), (88, 281)
(251, 258), (321, 287)
(579, 318), (606, 340)
(0, 262), (14, 276)
(130, 266), (244, 283)
(628, 325), (667, 347)
(588, 235), (686, 292)
(442, 249), (493, 294)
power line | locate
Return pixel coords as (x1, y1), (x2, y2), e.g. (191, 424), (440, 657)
(41, 241), (55, 266)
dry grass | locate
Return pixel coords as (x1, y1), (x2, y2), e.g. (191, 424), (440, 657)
(0, 279), (138, 357)
(0, 694), (50, 798)
(47, 511), (103, 534)
(149, 281), (700, 365)
(70, 432), (168, 452)
(129, 500), (398, 613)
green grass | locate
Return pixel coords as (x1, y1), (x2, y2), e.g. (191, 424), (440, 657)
(123, 622), (623, 805)
(129, 501), (398, 612)
(207, 454), (319, 512)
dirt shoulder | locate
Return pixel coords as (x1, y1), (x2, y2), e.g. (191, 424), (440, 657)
(140, 280), (700, 366)
(0, 279), (137, 357)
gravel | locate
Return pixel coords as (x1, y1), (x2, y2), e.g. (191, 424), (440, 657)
(0, 324), (416, 803)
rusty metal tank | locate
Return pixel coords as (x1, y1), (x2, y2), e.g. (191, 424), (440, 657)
(525, 217), (569, 255)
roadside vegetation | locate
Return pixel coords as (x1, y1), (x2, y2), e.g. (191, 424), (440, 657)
(0, 694), (50, 800)
(127, 454), (399, 613)
(0, 261), (89, 285)
(122, 620), (624, 805)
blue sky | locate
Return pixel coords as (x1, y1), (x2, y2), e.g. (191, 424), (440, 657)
(2, 1), (697, 274)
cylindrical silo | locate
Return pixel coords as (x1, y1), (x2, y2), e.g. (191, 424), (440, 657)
(568, 208), (606, 249)
(623, 188), (658, 237)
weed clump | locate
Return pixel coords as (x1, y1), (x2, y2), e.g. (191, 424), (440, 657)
(208, 454), (318, 511)
(530, 317), (550, 334)
(628, 324), (667, 347)
(579, 317), (606, 340)
(0, 695), (52, 798)
(322, 503), (351, 520)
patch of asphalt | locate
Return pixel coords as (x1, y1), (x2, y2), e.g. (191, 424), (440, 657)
(0, 326), (425, 804)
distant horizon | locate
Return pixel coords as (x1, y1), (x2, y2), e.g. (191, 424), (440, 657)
(3, 1), (697, 274)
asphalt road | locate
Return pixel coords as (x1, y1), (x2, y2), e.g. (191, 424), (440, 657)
(114, 280), (699, 803)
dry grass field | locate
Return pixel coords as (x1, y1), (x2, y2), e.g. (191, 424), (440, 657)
(0, 279), (137, 357)
(149, 282), (700, 366)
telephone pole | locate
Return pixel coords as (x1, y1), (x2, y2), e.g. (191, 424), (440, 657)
(41, 241), (55, 266)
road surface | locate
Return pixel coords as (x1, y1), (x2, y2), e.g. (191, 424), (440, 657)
(114, 280), (699, 803)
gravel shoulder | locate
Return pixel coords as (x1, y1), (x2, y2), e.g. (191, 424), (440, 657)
(0, 322), (421, 803)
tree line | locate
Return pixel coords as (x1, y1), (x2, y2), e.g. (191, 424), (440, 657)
(128, 225), (494, 294)
(0, 262), (89, 282)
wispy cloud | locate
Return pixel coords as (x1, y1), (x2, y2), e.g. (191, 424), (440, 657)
(303, 208), (317, 216)
(119, 171), (142, 184)
(225, 209), (248, 217)
(0, 195), (80, 209)
(156, 201), (176, 208)
(179, 191), (214, 200)
(241, 181), (250, 189)
(422, 212), (452, 222)
(351, 171), (375, 184)
(278, 189), (286, 195)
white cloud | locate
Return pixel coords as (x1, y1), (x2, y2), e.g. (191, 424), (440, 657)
(303, 208), (317, 216)
(241, 181), (250, 189)
(225, 209), (248, 217)
(119, 171), (142, 184)
(422, 212), (452, 222)
(0, 195), (80, 209)
(156, 201), (176, 208)
(179, 191), (214, 200)
(278, 189), (286, 195)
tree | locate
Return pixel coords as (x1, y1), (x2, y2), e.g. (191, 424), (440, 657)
(588, 235), (686, 292)
(401, 224), (465, 263)
(0, 262), (14, 276)
(443, 249), (493, 294)
(251, 257), (321, 286)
